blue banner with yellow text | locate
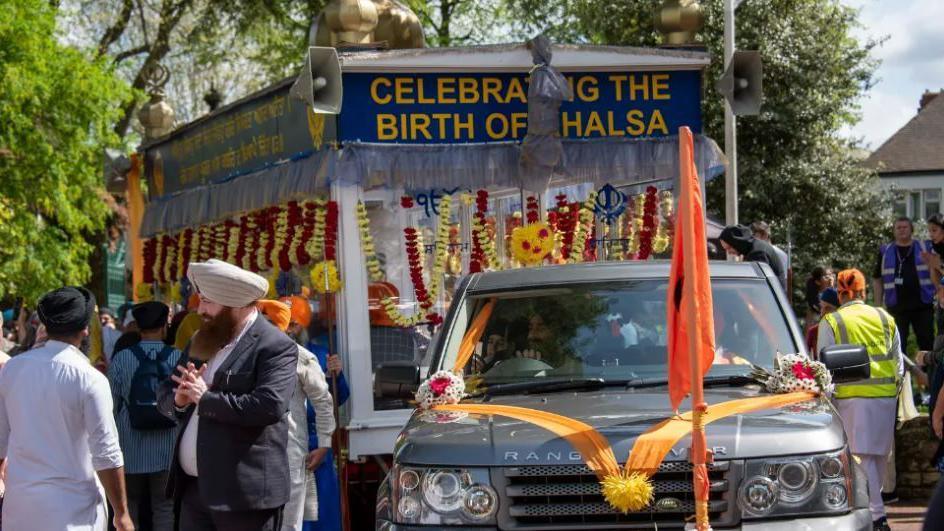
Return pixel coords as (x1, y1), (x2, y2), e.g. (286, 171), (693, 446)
(338, 70), (701, 144)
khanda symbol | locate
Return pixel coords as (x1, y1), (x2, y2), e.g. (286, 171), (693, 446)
(594, 183), (627, 225)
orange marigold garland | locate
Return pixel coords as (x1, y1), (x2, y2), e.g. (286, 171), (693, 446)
(307, 198), (327, 263)
(271, 205), (290, 271)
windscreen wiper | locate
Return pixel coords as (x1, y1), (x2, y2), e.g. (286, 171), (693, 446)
(479, 377), (618, 397)
(702, 374), (759, 387)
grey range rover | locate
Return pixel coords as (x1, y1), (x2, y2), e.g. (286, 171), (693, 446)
(375, 261), (874, 530)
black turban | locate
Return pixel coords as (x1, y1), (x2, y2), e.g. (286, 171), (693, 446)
(37, 287), (95, 335)
(132, 301), (169, 331)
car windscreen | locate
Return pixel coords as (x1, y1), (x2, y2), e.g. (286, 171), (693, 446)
(439, 278), (797, 384)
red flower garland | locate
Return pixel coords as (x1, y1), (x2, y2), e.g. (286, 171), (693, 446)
(526, 195), (540, 224)
(234, 217), (249, 269)
(179, 228), (193, 278)
(400, 195), (414, 209)
(324, 201), (339, 262)
(470, 190), (489, 273)
(636, 186), (659, 260)
(142, 238), (157, 283)
(297, 201), (317, 267)
(404, 227), (432, 311)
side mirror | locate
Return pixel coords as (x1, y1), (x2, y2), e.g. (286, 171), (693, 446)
(374, 361), (421, 399)
(819, 344), (870, 384)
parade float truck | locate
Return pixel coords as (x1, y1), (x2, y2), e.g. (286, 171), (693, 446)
(375, 260), (873, 530)
(131, 41), (866, 529)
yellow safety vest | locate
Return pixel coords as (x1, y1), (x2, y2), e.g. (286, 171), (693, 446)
(822, 301), (900, 399)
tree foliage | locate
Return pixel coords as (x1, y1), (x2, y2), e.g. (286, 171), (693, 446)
(0, 1), (133, 302)
(505, 0), (889, 300)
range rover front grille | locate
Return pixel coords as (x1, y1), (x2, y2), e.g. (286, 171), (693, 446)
(493, 461), (740, 529)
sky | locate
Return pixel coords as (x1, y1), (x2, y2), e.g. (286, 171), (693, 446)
(839, 0), (944, 150)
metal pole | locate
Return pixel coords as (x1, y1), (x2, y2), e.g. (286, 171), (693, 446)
(723, 0), (738, 227)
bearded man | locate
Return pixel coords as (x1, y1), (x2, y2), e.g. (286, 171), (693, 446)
(157, 260), (299, 531)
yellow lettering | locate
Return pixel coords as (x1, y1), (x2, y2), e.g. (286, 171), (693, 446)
(416, 79), (435, 104)
(511, 112), (528, 138)
(432, 113), (451, 138)
(485, 113), (509, 139)
(647, 109), (668, 135)
(377, 114), (398, 140)
(577, 76), (599, 102)
(370, 78), (392, 104)
(454, 113), (475, 139)
(437, 78), (457, 104)
(626, 110), (645, 136)
(561, 112), (581, 137)
(628, 74), (649, 101)
(652, 74), (670, 100)
(482, 78), (504, 104)
(395, 77), (415, 104)
(506, 77), (526, 103)
(606, 111), (625, 136)
(609, 74), (627, 101)
(584, 112), (605, 136)
(411, 114), (432, 140)
(459, 78), (479, 104)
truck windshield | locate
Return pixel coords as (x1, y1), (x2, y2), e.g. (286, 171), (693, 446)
(442, 279), (798, 384)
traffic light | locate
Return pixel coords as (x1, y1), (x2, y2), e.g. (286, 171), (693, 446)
(715, 50), (763, 116)
(290, 47), (343, 114)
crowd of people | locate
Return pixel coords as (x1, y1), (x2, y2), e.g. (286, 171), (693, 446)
(0, 259), (349, 531)
(6, 218), (944, 530)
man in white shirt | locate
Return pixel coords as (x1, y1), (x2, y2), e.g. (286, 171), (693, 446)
(0, 286), (132, 531)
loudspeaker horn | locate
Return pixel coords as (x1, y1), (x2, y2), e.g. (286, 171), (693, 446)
(715, 50), (763, 116)
(290, 47), (343, 114)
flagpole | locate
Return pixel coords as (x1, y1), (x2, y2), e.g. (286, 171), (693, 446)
(679, 128), (712, 531)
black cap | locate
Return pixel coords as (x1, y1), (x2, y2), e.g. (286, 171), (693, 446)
(719, 225), (755, 256)
(131, 301), (170, 331)
(37, 287), (95, 335)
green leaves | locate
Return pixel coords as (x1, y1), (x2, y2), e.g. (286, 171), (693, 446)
(0, 0), (133, 302)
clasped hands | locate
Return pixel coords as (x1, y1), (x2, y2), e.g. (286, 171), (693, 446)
(172, 362), (209, 408)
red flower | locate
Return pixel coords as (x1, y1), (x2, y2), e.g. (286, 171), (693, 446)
(428, 376), (452, 396)
(791, 362), (816, 381)
(401, 196), (415, 209)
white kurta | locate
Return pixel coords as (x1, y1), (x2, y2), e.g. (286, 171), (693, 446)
(282, 345), (335, 531)
(0, 340), (124, 531)
(817, 302), (905, 456)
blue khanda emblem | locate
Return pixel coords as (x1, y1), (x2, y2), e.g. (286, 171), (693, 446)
(594, 183), (627, 224)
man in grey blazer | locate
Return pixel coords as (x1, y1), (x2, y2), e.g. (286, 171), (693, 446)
(158, 260), (299, 531)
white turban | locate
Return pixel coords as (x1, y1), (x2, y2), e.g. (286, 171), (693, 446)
(187, 259), (269, 308)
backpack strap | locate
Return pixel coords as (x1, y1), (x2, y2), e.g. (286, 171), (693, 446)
(128, 343), (148, 364)
(157, 345), (175, 363)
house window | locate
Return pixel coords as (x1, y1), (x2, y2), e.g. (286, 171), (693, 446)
(924, 190), (941, 219)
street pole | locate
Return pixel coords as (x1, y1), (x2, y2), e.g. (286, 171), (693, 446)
(723, 0), (738, 226)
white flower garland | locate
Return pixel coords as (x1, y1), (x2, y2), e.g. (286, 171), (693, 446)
(754, 353), (834, 395)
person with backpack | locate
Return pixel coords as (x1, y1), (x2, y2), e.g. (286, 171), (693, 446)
(108, 301), (181, 531)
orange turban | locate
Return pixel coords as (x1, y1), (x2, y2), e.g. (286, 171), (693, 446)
(257, 300), (291, 332)
(280, 296), (312, 328)
(836, 269), (866, 298)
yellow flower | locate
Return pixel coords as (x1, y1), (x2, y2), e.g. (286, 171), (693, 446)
(311, 260), (342, 294)
(511, 222), (554, 266)
(601, 471), (654, 514)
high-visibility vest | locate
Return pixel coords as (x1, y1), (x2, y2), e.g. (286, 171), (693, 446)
(822, 302), (900, 399)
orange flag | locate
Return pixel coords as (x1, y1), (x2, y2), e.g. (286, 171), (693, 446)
(666, 127), (716, 412)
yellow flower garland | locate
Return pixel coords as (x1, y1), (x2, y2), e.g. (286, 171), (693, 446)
(162, 236), (176, 284)
(271, 206), (289, 270)
(569, 191), (598, 263)
(227, 224), (240, 264)
(356, 200), (385, 282)
(307, 198), (327, 263)
(152, 234), (164, 284)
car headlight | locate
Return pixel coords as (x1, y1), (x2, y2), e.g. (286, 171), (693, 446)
(392, 466), (498, 525)
(738, 450), (852, 519)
